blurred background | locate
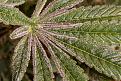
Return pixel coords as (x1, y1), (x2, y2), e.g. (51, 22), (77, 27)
(0, 0), (121, 81)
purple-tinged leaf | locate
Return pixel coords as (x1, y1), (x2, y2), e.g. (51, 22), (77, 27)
(32, 35), (45, 81)
(37, 34), (66, 80)
(40, 0), (58, 18)
(40, 0), (83, 21)
(43, 33), (83, 62)
(35, 35), (54, 81)
(41, 22), (82, 30)
(10, 26), (28, 39)
(11, 34), (32, 81)
(32, 0), (47, 17)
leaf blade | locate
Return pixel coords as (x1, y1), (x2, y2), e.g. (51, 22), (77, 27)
(49, 41), (89, 81)
(46, 21), (121, 80)
(32, 36), (45, 81)
(11, 35), (31, 81)
(4, 0), (25, 7)
(50, 5), (121, 23)
(0, 7), (35, 26)
(10, 26), (29, 39)
(53, 36), (121, 80)
(40, 0), (83, 20)
(34, 35), (54, 81)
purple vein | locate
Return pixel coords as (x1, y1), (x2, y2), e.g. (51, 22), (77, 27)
(41, 0), (83, 21)
(35, 35), (55, 79)
(40, 0), (58, 18)
(41, 33), (65, 78)
(41, 22), (82, 30)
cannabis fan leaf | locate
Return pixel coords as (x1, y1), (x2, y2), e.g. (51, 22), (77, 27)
(1, 0), (121, 81)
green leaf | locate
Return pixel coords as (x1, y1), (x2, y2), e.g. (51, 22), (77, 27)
(32, 37), (45, 81)
(88, 70), (113, 81)
(32, 36), (54, 81)
(0, 0), (8, 4)
(32, 0), (47, 17)
(10, 0), (121, 81)
(47, 0), (77, 13)
(40, 5), (121, 81)
(50, 20), (121, 44)
(48, 14), (121, 80)
(49, 33), (121, 80)
(0, 7), (35, 26)
(49, 43), (89, 81)
(40, 0), (83, 20)
(11, 35), (31, 81)
(50, 5), (121, 23)
(0, 0), (25, 7)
